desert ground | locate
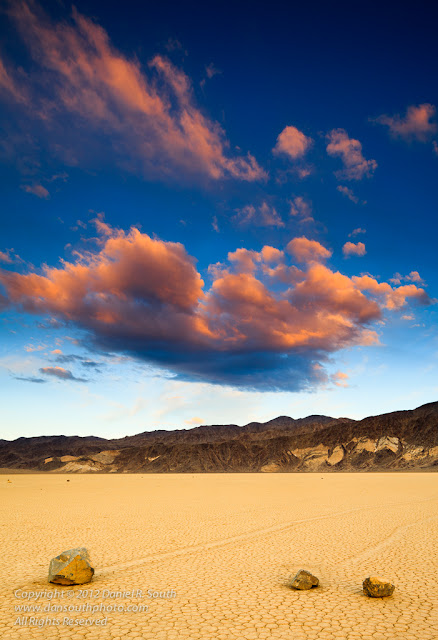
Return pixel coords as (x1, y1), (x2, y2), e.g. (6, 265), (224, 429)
(1, 473), (437, 640)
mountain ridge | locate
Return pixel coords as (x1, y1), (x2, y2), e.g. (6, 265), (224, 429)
(1, 401), (437, 472)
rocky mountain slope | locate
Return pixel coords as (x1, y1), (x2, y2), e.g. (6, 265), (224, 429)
(1, 402), (438, 472)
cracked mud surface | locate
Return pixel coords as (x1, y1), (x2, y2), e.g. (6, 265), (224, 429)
(1, 473), (437, 639)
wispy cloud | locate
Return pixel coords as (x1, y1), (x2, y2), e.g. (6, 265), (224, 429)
(326, 129), (377, 180)
(233, 202), (285, 228)
(289, 196), (314, 223)
(374, 103), (437, 142)
(337, 185), (359, 203)
(348, 228), (366, 238)
(14, 375), (47, 383)
(20, 184), (50, 199)
(2, 1), (265, 184)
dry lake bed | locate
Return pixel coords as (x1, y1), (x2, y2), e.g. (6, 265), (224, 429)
(1, 473), (437, 639)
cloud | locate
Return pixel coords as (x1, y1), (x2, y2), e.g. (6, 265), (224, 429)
(352, 275), (430, 310)
(337, 185), (359, 204)
(342, 241), (366, 257)
(39, 366), (86, 381)
(390, 271), (425, 286)
(53, 353), (102, 368)
(233, 202), (285, 228)
(0, 221), (432, 391)
(375, 103), (437, 142)
(287, 237), (332, 263)
(0, 250), (14, 264)
(273, 125), (313, 160)
(348, 228), (366, 238)
(3, 1), (265, 184)
(184, 416), (204, 425)
(331, 370), (349, 387)
(326, 129), (377, 180)
(0, 56), (27, 103)
(205, 63), (221, 79)
(289, 196), (314, 223)
(21, 184), (50, 199)
(14, 375), (47, 383)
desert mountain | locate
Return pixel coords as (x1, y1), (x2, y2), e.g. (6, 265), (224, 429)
(1, 401), (437, 473)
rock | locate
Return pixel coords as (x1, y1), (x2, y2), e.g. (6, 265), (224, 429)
(375, 436), (399, 454)
(402, 445), (426, 462)
(48, 548), (94, 585)
(353, 438), (376, 454)
(90, 450), (120, 464)
(327, 445), (344, 466)
(288, 570), (319, 590)
(60, 455), (79, 463)
(260, 463), (280, 473)
(362, 576), (395, 597)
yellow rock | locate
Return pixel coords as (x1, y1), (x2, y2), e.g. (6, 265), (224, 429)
(48, 547), (94, 585)
(362, 576), (395, 597)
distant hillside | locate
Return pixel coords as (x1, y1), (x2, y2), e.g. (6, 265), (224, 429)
(1, 402), (438, 472)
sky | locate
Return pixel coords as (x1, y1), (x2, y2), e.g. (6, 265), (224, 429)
(0, 0), (437, 439)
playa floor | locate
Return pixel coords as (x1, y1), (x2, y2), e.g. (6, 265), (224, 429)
(1, 473), (437, 640)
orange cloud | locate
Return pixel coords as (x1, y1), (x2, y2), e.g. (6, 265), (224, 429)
(331, 370), (349, 387)
(342, 241), (366, 257)
(39, 366), (85, 381)
(375, 103), (437, 142)
(287, 237), (332, 263)
(352, 274), (430, 310)
(326, 129), (377, 180)
(5, 2), (265, 184)
(0, 225), (432, 390)
(273, 125), (313, 160)
(184, 416), (204, 425)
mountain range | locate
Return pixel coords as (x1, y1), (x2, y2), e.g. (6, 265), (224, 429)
(1, 401), (438, 473)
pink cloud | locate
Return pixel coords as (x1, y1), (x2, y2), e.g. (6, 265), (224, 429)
(337, 185), (359, 204)
(342, 241), (366, 257)
(375, 103), (437, 142)
(273, 125), (313, 160)
(287, 237), (332, 263)
(326, 129), (377, 180)
(5, 2), (265, 184)
(0, 57), (27, 103)
(0, 224), (432, 389)
(21, 184), (50, 199)
(390, 271), (425, 286)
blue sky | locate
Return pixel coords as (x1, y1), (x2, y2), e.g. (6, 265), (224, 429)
(0, 0), (437, 439)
